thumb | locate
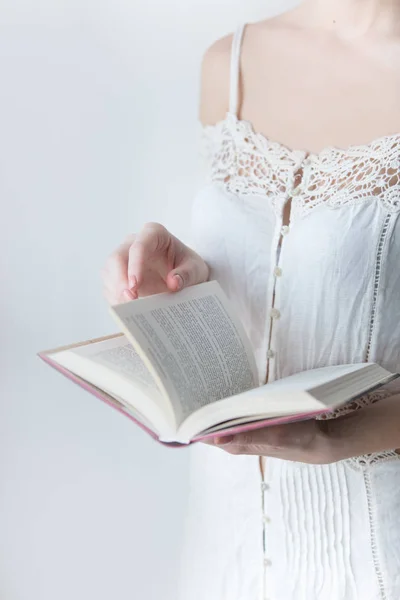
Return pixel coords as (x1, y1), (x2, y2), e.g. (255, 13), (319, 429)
(166, 272), (185, 292)
(213, 435), (235, 445)
(167, 258), (205, 291)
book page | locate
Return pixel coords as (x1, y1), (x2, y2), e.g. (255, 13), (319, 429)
(81, 337), (160, 394)
(262, 363), (371, 393)
(51, 335), (164, 399)
(110, 281), (258, 425)
(175, 362), (396, 442)
(48, 335), (175, 436)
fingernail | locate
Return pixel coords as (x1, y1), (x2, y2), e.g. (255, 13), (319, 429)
(124, 289), (135, 300)
(173, 274), (183, 290)
(129, 275), (137, 289)
(214, 435), (234, 445)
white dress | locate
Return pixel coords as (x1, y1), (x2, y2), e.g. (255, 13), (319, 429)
(178, 23), (400, 600)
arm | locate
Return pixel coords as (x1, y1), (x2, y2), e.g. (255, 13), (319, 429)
(102, 35), (234, 305)
(199, 34), (232, 126)
(205, 393), (400, 464)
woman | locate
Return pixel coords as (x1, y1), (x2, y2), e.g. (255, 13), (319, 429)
(101, 2), (400, 599)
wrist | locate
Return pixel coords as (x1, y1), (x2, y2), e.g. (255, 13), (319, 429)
(322, 394), (400, 461)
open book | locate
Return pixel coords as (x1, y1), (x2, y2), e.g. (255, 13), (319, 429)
(39, 281), (399, 445)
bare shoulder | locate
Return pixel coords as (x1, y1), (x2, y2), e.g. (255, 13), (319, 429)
(199, 33), (233, 126)
(198, 15), (300, 127)
(245, 14), (305, 50)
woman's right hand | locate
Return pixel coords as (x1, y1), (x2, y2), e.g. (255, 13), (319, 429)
(101, 222), (209, 305)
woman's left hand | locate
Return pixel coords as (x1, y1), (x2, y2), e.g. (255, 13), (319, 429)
(204, 394), (400, 464)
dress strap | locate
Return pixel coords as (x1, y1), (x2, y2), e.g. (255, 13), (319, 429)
(229, 23), (247, 116)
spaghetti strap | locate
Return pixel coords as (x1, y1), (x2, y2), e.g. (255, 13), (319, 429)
(229, 23), (247, 116)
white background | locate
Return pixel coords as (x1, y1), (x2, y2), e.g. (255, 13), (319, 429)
(0, 1), (297, 598)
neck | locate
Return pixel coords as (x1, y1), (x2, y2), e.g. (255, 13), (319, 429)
(302, 0), (400, 36)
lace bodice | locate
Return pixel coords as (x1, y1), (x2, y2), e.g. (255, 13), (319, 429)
(201, 111), (400, 222)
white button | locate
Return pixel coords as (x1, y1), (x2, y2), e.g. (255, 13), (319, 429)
(261, 482), (270, 491)
(263, 515), (271, 524)
(264, 558), (272, 567)
(281, 225), (290, 236)
(267, 349), (275, 359)
(273, 266), (282, 277)
(270, 308), (281, 320)
(290, 185), (302, 196)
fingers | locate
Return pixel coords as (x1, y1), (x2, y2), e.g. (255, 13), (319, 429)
(167, 253), (210, 291)
(103, 222), (209, 304)
(212, 427), (283, 451)
(123, 289), (136, 301)
(211, 430), (270, 456)
(210, 421), (319, 456)
(101, 235), (136, 305)
(167, 272), (184, 291)
(102, 275), (134, 305)
(127, 222), (169, 290)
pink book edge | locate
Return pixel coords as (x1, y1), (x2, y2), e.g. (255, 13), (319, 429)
(192, 408), (326, 442)
(38, 352), (327, 447)
(38, 352), (183, 448)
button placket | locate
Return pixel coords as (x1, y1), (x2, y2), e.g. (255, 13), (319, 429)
(264, 558), (272, 567)
(266, 158), (307, 366)
(270, 307), (281, 320)
(266, 266), (282, 360)
(290, 184), (302, 196)
(262, 183), (297, 600)
(281, 225), (290, 236)
(261, 158), (309, 600)
(261, 475), (272, 585)
(266, 197), (292, 365)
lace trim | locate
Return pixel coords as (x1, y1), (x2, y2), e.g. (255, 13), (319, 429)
(363, 469), (388, 599)
(201, 114), (305, 207)
(366, 215), (392, 361)
(201, 113), (400, 220)
(315, 388), (393, 420)
(351, 450), (400, 468)
(317, 388), (400, 467)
